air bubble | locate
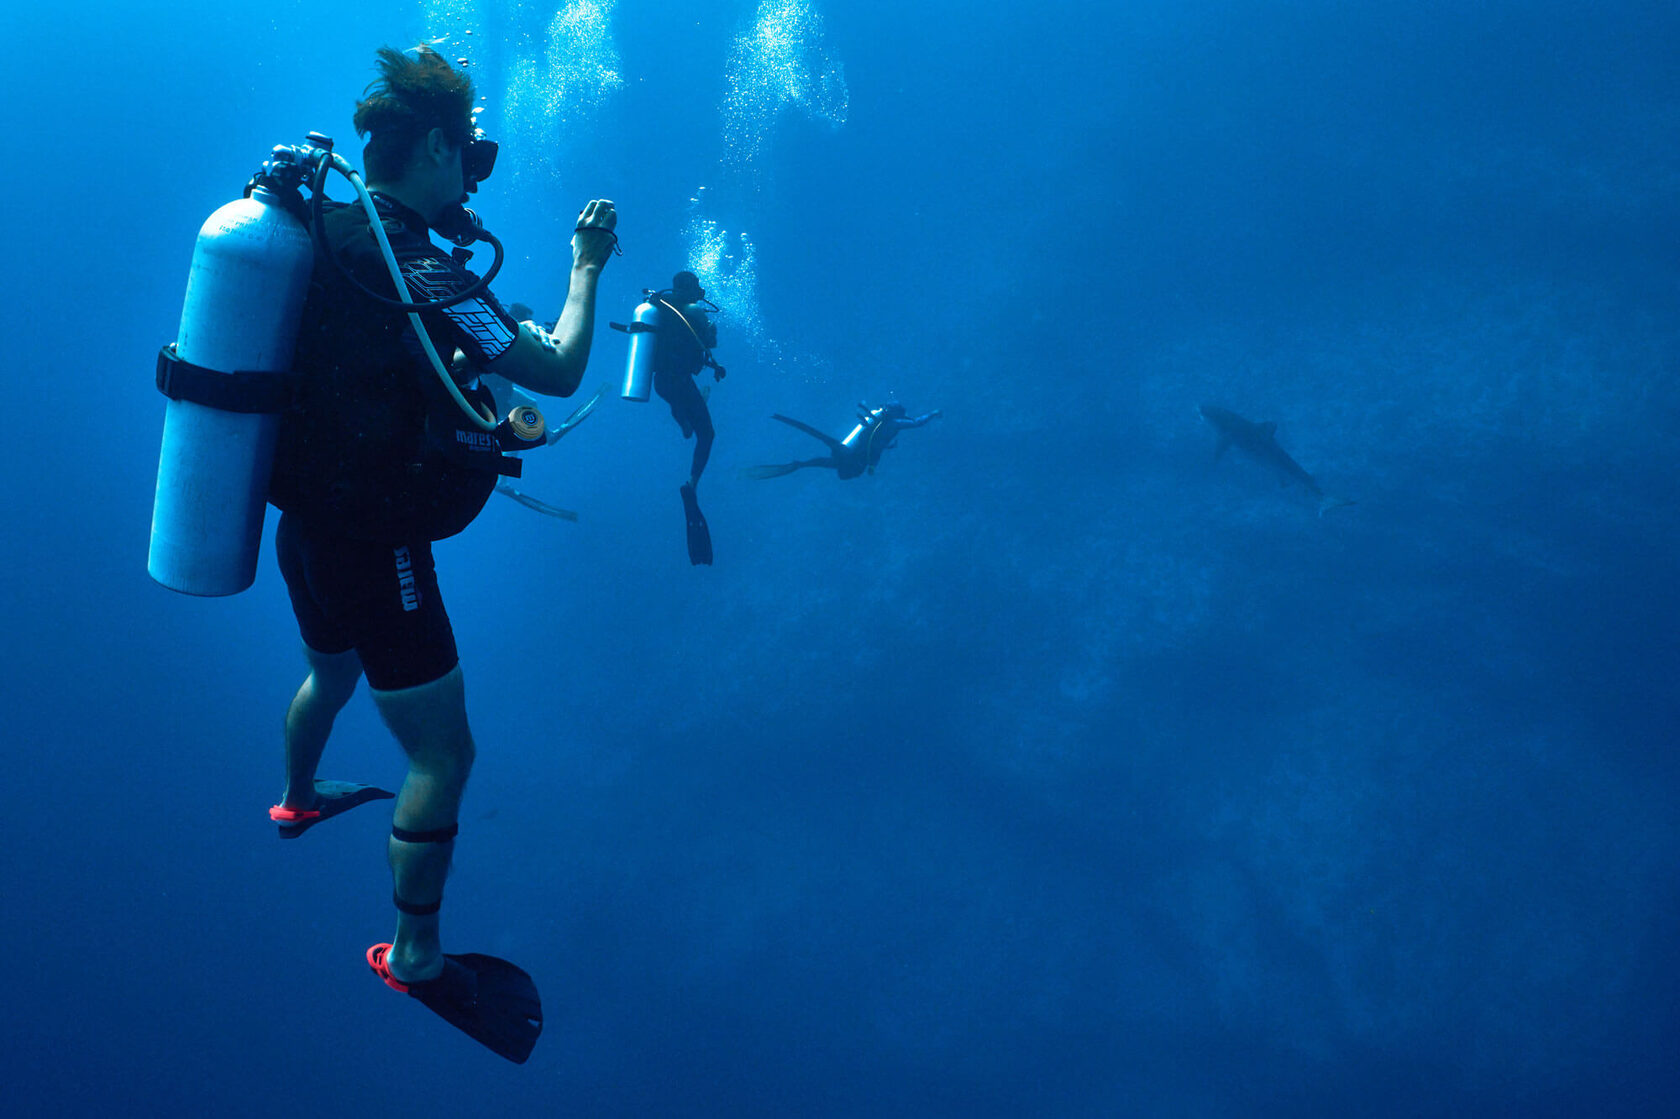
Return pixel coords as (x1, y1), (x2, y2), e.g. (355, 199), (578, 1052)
(722, 0), (849, 174)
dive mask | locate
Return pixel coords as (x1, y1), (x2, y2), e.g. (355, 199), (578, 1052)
(462, 130), (497, 193)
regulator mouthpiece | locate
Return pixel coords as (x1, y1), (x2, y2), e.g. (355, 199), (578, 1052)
(435, 204), (485, 248)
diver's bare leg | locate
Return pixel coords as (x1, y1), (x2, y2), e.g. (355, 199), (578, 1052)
(279, 645), (363, 809)
(371, 664), (476, 983)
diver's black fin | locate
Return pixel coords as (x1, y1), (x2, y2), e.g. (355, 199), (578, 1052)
(270, 781), (395, 840)
(681, 482), (713, 566)
(411, 954), (543, 1064)
(370, 945), (543, 1064)
(739, 462), (804, 480)
(771, 414), (843, 453)
(495, 483), (579, 522)
(550, 383), (608, 442)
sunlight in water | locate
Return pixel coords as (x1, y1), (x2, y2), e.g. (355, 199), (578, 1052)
(422, 0), (484, 49)
(684, 210), (777, 363)
(722, 0), (849, 174)
(502, 1), (625, 170)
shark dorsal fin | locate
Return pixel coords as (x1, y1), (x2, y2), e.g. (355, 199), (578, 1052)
(1259, 421), (1277, 438)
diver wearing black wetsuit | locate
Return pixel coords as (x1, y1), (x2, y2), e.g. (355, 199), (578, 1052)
(271, 190), (523, 610)
(651, 271), (723, 488)
(640, 270), (725, 564)
(260, 44), (617, 1064)
(745, 400), (941, 480)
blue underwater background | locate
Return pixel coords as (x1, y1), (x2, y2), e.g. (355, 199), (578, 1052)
(4, 0), (1678, 1114)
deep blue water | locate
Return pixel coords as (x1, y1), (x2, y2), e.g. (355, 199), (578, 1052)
(5, 1), (1678, 1115)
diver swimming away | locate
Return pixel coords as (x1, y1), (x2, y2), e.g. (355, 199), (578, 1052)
(743, 400), (941, 481)
(1199, 404), (1353, 516)
(148, 44), (618, 1063)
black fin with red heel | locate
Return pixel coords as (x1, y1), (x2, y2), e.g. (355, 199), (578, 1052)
(367, 943), (543, 1064)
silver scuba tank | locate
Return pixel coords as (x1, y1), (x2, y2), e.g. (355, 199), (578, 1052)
(148, 190), (314, 596)
(841, 406), (886, 450)
(620, 299), (661, 402)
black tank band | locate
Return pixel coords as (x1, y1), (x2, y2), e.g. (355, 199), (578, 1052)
(155, 344), (297, 414)
(391, 823), (459, 844)
(393, 893), (442, 917)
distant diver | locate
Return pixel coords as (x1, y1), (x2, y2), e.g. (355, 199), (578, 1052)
(613, 271), (726, 564)
(743, 400), (941, 480)
(1199, 404), (1353, 516)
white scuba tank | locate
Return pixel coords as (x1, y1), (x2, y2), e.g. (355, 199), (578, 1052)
(148, 191), (314, 596)
(620, 299), (661, 402)
(841, 406), (887, 450)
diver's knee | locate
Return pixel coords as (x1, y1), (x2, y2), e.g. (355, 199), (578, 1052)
(416, 734), (476, 791)
(371, 665), (469, 745)
(304, 645), (362, 707)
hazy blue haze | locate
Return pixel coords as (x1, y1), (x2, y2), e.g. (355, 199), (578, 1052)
(3, 0), (1676, 1115)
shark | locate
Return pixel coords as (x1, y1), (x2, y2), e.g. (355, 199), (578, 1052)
(1199, 404), (1353, 516)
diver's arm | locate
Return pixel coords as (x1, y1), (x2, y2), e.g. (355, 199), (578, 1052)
(901, 410), (941, 429)
(487, 199), (617, 398)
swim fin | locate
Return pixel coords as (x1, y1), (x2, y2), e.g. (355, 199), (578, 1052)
(771, 413), (843, 453)
(367, 943), (544, 1064)
(495, 482), (580, 522)
(680, 482), (713, 566)
(269, 781), (395, 840)
(548, 383), (608, 444)
(739, 462), (803, 480)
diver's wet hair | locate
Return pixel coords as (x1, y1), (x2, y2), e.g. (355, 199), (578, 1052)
(354, 46), (477, 181)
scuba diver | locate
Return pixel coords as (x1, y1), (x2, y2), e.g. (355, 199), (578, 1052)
(259, 46), (617, 1062)
(743, 400), (941, 480)
(616, 271), (726, 564)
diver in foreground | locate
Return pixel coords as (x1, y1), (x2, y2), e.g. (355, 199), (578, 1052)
(743, 400), (941, 480)
(263, 47), (617, 1061)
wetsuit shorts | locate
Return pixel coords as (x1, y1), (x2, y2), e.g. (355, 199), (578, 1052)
(275, 512), (459, 691)
(653, 367), (711, 439)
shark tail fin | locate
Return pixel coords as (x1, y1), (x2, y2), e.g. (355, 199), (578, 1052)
(1317, 493), (1356, 517)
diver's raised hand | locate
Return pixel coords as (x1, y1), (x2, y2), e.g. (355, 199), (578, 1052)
(572, 199), (619, 269)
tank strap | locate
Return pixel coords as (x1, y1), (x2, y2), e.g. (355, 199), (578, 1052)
(155, 344), (297, 414)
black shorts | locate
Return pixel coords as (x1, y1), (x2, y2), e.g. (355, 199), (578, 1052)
(653, 368), (711, 439)
(275, 512), (459, 691)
